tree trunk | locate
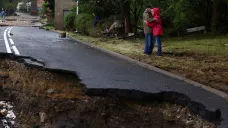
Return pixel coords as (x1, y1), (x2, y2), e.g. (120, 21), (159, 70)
(206, 0), (211, 29)
(211, 0), (219, 32)
(123, 0), (131, 34)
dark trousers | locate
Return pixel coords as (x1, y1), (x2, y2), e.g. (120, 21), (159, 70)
(144, 33), (153, 54)
(151, 36), (162, 56)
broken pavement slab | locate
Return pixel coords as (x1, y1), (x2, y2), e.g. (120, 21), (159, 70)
(23, 58), (45, 68)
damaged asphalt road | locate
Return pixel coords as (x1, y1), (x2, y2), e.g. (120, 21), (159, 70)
(0, 26), (228, 128)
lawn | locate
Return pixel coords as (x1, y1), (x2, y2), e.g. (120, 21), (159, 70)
(67, 32), (228, 93)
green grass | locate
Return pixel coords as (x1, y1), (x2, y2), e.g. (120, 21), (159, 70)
(40, 18), (47, 24)
(43, 24), (54, 29)
(70, 33), (228, 56)
(163, 36), (228, 56)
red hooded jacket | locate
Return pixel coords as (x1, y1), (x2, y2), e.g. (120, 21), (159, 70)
(146, 8), (163, 36)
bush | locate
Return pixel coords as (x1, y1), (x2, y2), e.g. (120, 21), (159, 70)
(88, 20), (114, 37)
(74, 13), (94, 35)
(74, 13), (115, 37)
(39, 1), (48, 17)
(64, 12), (76, 31)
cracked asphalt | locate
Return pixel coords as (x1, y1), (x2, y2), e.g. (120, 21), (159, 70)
(0, 26), (228, 128)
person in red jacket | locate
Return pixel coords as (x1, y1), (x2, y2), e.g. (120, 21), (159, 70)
(144, 8), (163, 56)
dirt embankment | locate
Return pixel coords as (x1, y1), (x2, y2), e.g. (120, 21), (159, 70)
(0, 58), (216, 128)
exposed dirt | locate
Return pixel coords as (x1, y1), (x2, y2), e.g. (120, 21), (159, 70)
(0, 58), (216, 128)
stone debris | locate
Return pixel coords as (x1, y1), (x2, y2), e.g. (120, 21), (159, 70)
(39, 112), (47, 123)
(46, 89), (55, 94)
(0, 101), (16, 128)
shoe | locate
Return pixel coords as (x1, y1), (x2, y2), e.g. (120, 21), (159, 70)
(156, 52), (162, 56)
(143, 53), (149, 56)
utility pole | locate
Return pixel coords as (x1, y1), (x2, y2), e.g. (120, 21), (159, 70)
(76, 0), (79, 15)
(75, 0), (79, 32)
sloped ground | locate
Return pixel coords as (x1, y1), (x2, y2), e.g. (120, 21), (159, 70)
(0, 58), (216, 128)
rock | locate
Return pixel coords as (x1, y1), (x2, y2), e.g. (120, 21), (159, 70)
(6, 110), (16, 119)
(0, 101), (6, 106)
(39, 112), (47, 123)
(194, 119), (203, 128)
(0, 109), (8, 116)
(2, 119), (8, 126)
(10, 121), (15, 125)
(59, 32), (66, 38)
(47, 89), (55, 94)
(83, 100), (89, 103)
(186, 120), (194, 125)
(202, 124), (211, 128)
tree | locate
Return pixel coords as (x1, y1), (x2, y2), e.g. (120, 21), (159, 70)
(43, 0), (54, 17)
(123, 0), (131, 33)
(44, 0), (228, 35)
(1, 0), (18, 15)
(130, 0), (145, 33)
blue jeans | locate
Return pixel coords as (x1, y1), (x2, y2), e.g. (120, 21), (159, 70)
(2, 16), (5, 22)
(152, 36), (162, 56)
(144, 33), (153, 54)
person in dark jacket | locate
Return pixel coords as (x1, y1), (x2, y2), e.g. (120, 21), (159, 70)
(143, 6), (154, 55)
(1, 8), (6, 22)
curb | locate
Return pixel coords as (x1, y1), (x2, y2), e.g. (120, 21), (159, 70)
(54, 31), (228, 101)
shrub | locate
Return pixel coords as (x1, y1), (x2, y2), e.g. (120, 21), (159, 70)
(64, 12), (76, 31)
(74, 13), (94, 35)
(74, 13), (115, 37)
(39, 1), (48, 18)
(88, 20), (113, 37)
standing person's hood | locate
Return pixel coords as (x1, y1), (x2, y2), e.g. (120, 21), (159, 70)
(153, 8), (160, 16)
